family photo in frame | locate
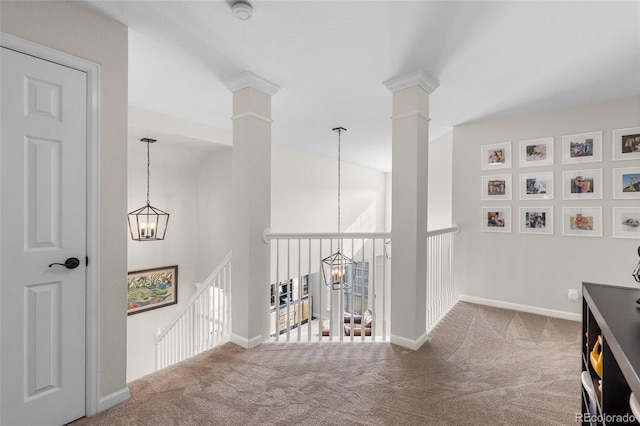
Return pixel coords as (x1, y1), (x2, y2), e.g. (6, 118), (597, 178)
(562, 131), (602, 164)
(612, 127), (640, 161)
(481, 142), (511, 170)
(519, 171), (554, 200)
(562, 169), (602, 200)
(613, 167), (640, 199)
(519, 207), (553, 235)
(482, 174), (512, 201)
(613, 207), (640, 239)
(562, 207), (602, 237)
(481, 207), (511, 233)
(519, 137), (554, 168)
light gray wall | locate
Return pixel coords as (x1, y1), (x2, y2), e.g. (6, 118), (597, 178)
(453, 96), (640, 317)
(0, 1), (128, 398)
(272, 144), (387, 233)
(196, 148), (233, 282)
(428, 131), (453, 230)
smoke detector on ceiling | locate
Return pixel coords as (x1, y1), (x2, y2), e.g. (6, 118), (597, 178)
(231, 1), (253, 21)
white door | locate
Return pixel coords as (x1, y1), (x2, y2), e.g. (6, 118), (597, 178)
(1, 47), (87, 425)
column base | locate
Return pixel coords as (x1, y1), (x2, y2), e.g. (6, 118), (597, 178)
(390, 331), (428, 351)
(230, 333), (264, 349)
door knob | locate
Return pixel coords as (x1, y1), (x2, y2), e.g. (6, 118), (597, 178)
(49, 257), (80, 269)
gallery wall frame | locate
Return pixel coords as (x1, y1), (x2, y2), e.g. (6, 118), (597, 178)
(612, 207), (640, 239)
(481, 142), (511, 170)
(481, 206), (511, 233)
(519, 171), (554, 200)
(562, 207), (602, 237)
(481, 174), (512, 201)
(562, 169), (603, 200)
(127, 265), (178, 315)
(562, 131), (602, 164)
(519, 207), (553, 235)
(519, 137), (554, 168)
(612, 167), (640, 199)
(612, 127), (640, 162)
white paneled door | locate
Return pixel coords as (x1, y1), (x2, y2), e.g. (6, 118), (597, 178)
(1, 47), (87, 425)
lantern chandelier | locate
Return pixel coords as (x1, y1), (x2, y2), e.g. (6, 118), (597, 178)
(128, 138), (169, 241)
(322, 127), (355, 290)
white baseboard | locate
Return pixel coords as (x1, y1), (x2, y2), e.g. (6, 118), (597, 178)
(390, 330), (429, 351)
(97, 385), (130, 413)
(458, 294), (581, 322)
(230, 333), (263, 349)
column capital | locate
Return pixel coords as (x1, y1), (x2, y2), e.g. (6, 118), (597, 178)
(383, 71), (439, 94)
(223, 71), (280, 96)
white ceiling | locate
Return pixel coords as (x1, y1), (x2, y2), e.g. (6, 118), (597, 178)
(79, 0), (640, 172)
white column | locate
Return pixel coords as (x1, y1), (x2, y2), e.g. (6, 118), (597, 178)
(223, 72), (279, 349)
(384, 71), (439, 350)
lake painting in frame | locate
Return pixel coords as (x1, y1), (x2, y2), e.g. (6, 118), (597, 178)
(127, 265), (178, 315)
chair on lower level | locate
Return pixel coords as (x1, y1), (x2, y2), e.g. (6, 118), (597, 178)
(320, 309), (373, 337)
(343, 309), (372, 336)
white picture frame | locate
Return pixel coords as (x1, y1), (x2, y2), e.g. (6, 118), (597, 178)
(562, 131), (602, 164)
(519, 171), (554, 200)
(612, 207), (640, 239)
(519, 207), (553, 235)
(481, 174), (512, 201)
(562, 169), (603, 200)
(519, 137), (554, 168)
(612, 127), (640, 162)
(562, 207), (602, 237)
(481, 207), (511, 233)
(481, 142), (511, 170)
(612, 167), (640, 199)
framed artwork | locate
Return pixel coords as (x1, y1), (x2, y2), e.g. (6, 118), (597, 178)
(562, 169), (602, 200)
(612, 167), (640, 199)
(562, 207), (602, 237)
(481, 174), (512, 201)
(612, 207), (640, 239)
(612, 127), (640, 161)
(519, 137), (554, 168)
(127, 265), (178, 315)
(481, 142), (511, 170)
(519, 207), (553, 235)
(481, 207), (511, 233)
(562, 131), (602, 164)
(519, 171), (554, 200)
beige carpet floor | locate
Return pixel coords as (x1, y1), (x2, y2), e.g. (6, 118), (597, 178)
(70, 302), (581, 425)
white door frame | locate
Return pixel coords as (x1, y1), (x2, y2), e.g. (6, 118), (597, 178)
(0, 33), (102, 417)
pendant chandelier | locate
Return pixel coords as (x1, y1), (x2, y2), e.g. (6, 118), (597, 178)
(322, 127), (355, 290)
(128, 138), (169, 241)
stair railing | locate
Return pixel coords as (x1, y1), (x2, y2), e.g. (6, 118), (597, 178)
(155, 251), (232, 370)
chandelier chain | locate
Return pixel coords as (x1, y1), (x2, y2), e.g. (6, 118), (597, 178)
(337, 128), (341, 234)
(333, 127), (346, 236)
(146, 139), (151, 205)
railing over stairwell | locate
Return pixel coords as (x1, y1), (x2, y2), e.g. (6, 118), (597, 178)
(264, 226), (459, 343)
(155, 252), (232, 370)
(264, 232), (392, 342)
(426, 226), (459, 332)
